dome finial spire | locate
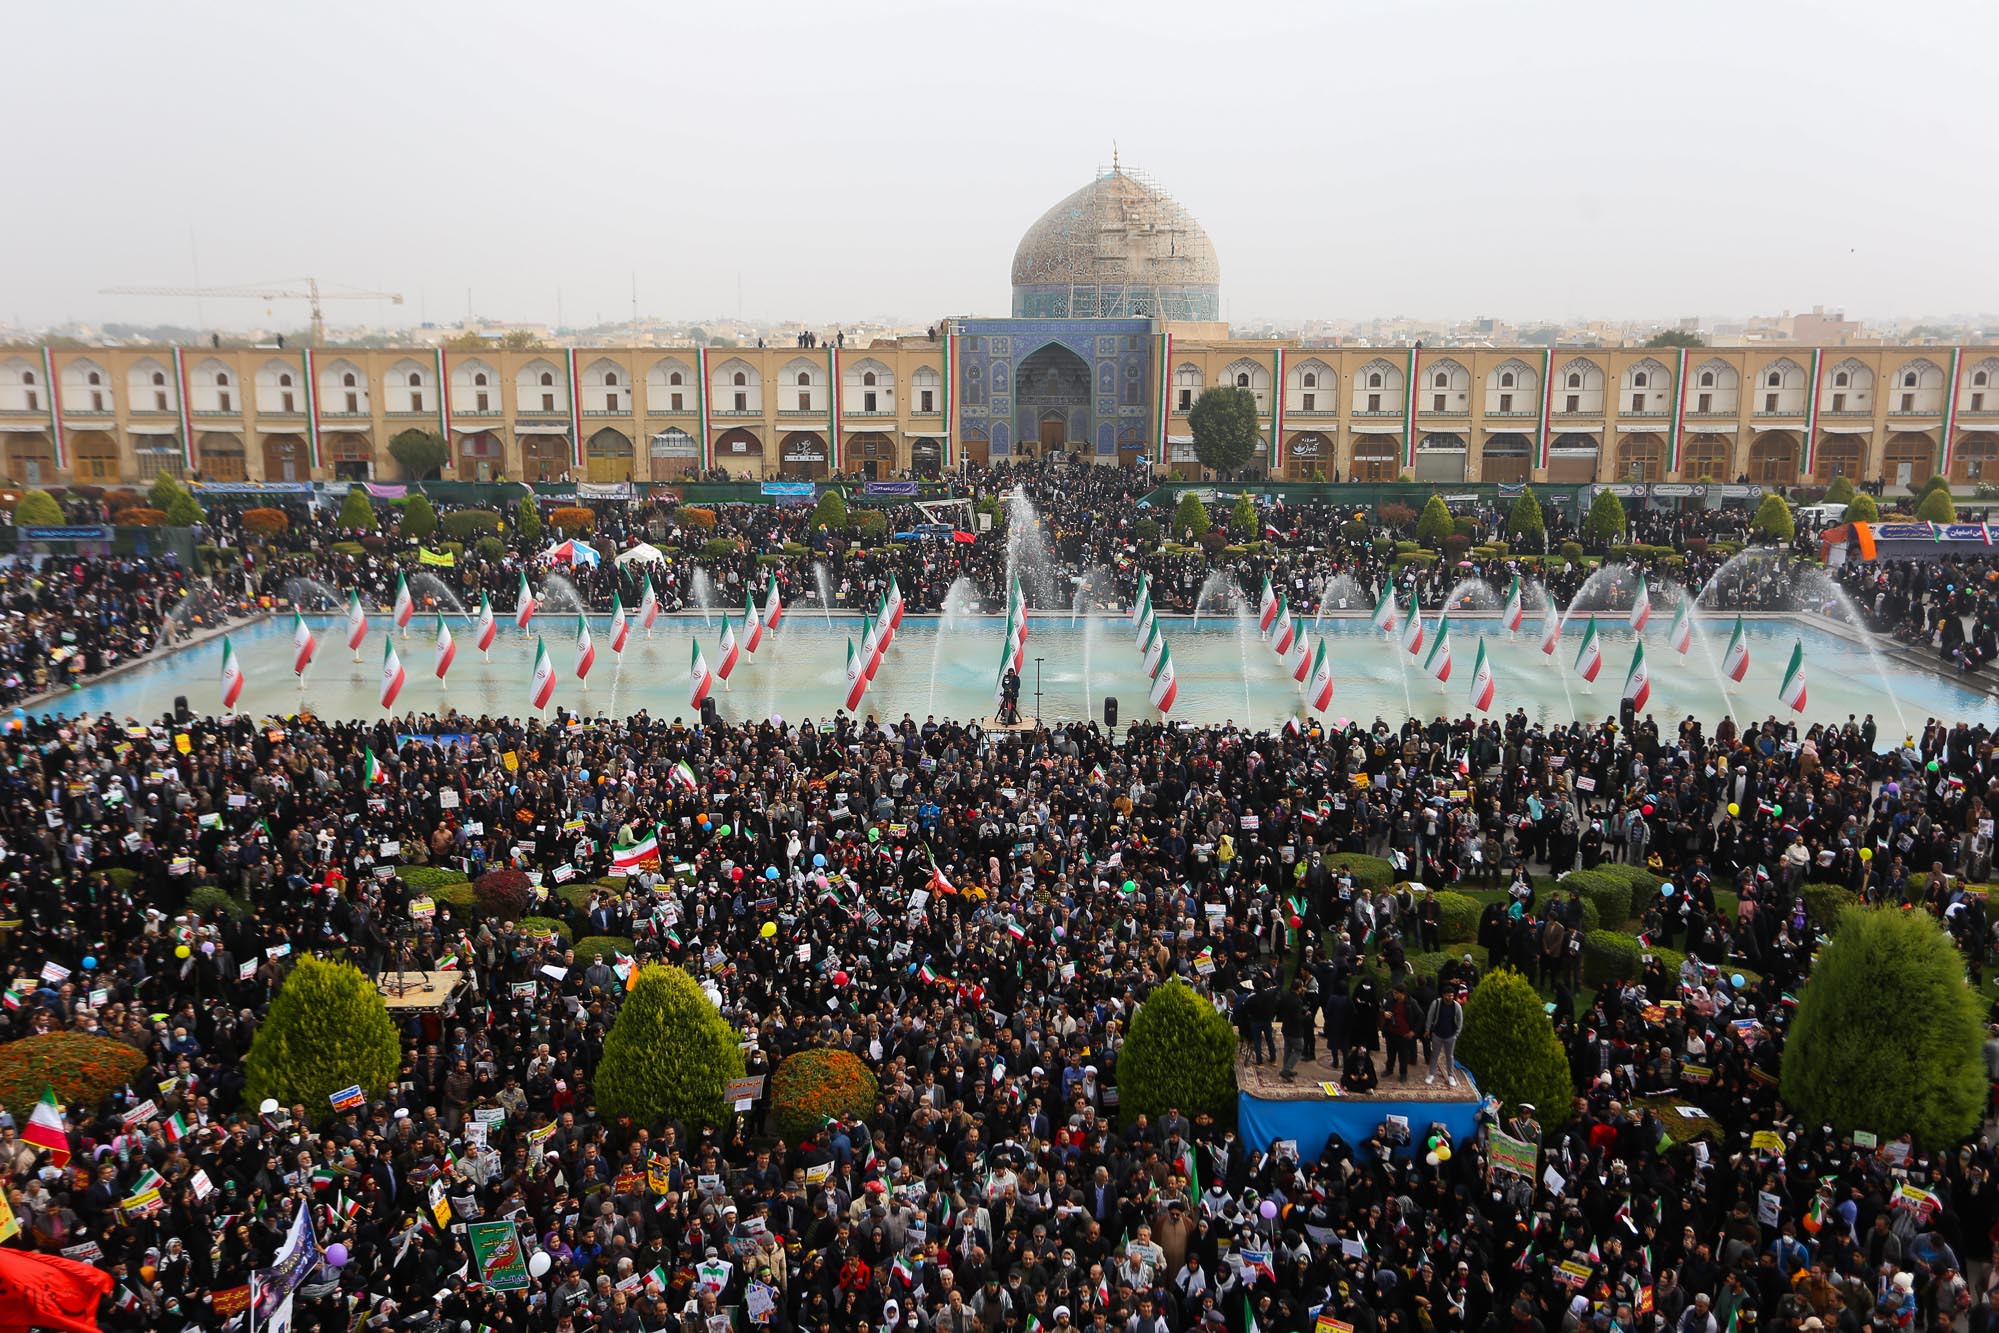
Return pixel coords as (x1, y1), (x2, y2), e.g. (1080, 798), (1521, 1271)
(1112, 140), (1120, 174)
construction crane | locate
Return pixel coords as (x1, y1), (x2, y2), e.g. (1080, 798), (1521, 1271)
(99, 277), (404, 345)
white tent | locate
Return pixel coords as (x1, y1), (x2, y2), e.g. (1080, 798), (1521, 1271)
(614, 542), (667, 566)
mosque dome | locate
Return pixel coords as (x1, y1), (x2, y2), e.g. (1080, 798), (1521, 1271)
(1009, 167), (1221, 321)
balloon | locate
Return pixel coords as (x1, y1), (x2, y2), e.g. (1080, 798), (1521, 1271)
(1288, 915), (1303, 930)
(1436, 1144), (1451, 1162)
(1860, 847), (1874, 862)
(1425, 1151), (1440, 1167)
(815, 873), (829, 889)
(1641, 803), (1654, 817)
(1660, 883), (1676, 898)
(1122, 880), (1137, 895)
(528, 1250), (553, 1279)
(1771, 805), (1783, 818)
(868, 827), (880, 843)
(765, 867), (780, 881)
(697, 813), (709, 825)
(201, 941), (215, 956)
(1427, 1135), (1440, 1150)
(761, 922), (777, 939)
(729, 867), (743, 882)
(81, 957), (96, 970)
(1730, 973), (1746, 988)
(717, 824), (732, 837)
(813, 853), (828, 868)
(140, 1264), (156, 1282)
(832, 970), (850, 987)
(1928, 760), (1941, 772)
(1259, 1200), (1278, 1220)
(1727, 803), (1740, 817)
(325, 1243), (349, 1268)
(175, 944), (191, 959)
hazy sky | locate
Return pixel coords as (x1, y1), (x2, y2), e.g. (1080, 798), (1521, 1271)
(7, 0), (1995, 332)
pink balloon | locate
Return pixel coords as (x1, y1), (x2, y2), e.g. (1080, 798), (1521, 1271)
(1258, 1200), (1278, 1220)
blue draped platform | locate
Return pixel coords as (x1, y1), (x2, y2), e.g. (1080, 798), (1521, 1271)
(1237, 1068), (1485, 1162)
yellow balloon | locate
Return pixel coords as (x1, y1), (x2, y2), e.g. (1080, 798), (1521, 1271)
(1435, 1144), (1452, 1162)
(175, 944), (191, 959)
(1726, 803), (1740, 817)
(760, 922), (776, 939)
(1859, 847), (1873, 862)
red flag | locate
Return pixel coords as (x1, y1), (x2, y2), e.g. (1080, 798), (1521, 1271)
(0, 1248), (114, 1333)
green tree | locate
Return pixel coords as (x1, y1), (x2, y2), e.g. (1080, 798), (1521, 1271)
(1507, 487), (1546, 546)
(1913, 473), (1953, 510)
(810, 489), (848, 532)
(13, 489), (64, 526)
(242, 955), (400, 1114)
(1172, 491), (1212, 540)
(1188, 386), (1259, 476)
(147, 472), (188, 512)
(597, 964), (745, 1131)
(1751, 493), (1796, 542)
(499, 330), (543, 351)
(1415, 494), (1454, 547)
(402, 494), (439, 542)
(1823, 475), (1856, 505)
(1643, 330), (1706, 348)
(338, 487), (376, 531)
(1456, 967), (1573, 1127)
(1583, 488), (1627, 545)
(515, 494), (542, 543)
(164, 487), (204, 528)
(1230, 492), (1258, 540)
(1781, 908), (1985, 1145)
(1843, 492), (1880, 523)
(1116, 978), (1237, 1125)
(1916, 487), (1957, 523)
(388, 428), (450, 481)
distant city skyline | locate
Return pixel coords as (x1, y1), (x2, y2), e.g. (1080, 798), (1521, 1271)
(5, 1), (1995, 333)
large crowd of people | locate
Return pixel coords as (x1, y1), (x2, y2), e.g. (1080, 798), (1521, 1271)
(3, 468), (1999, 1332)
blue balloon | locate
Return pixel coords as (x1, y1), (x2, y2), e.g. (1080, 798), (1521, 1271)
(1660, 883), (1676, 898)
(81, 956), (96, 970)
(812, 853), (828, 868)
(765, 866), (780, 881)
(1730, 973), (1746, 989)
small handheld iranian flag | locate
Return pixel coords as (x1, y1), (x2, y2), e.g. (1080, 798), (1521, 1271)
(574, 614), (595, 682)
(1307, 639), (1334, 713)
(1667, 596), (1692, 657)
(670, 759), (698, 792)
(345, 588), (368, 654)
(1574, 616), (1603, 683)
(363, 748), (385, 785)
(1622, 641), (1651, 712)
(1149, 642), (1179, 714)
(1501, 575), (1524, 632)
(474, 591), (496, 653)
(1130, 573), (1151, 627)
(433, 615), (456, 682)
(1779, 640), (1807, 712)
(292, 611), (315, 676)
(688, 640), (714, 710)
(742, 591), (764, 653)
(609, 593), (630, 654)
(529, 637), (556, 710)
(1423, 615), (1454, 683)
(716, 614), (740, 683)
(640, 573), (660, 631)
(612, 827), (660, 872)
(843, 638), (868, 713)
(1540, 602), (1564, 656)
(1628, 571), (1651, 631)
(1370, 582), (1399, 634)
(24, 1088), (69, 1167)
(392, 572), (414, 634)
(219, 637), (244, 710)
(380, 638), (406, 709)
(1469, 640), (1496, 712)
(763, 571), (784, 630)
(1269, 594), (1295, 656)
(1257, 576), (1278, 632)
(1723, 614), (1750, 682)
(1401, 601), (1426, 656)
(515, 571), (537, 628)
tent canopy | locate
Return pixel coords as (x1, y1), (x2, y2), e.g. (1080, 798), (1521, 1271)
(614, 542), (667, 566)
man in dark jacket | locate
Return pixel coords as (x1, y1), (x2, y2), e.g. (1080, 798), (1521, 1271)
(1278, 978), (1311, 1080)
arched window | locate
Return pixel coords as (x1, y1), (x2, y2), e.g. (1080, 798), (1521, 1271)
(1433, 372), (1447, 388)
(669, 371), (683, 386)
(216, 372), (230, 386)
(539, 372), (553, 387)
(733, 372), (746, 386)
(1368, 372), (1382, 389)
(151, 372), (165, 386)
(1235, 373), (1250, 388)
(1834, 370), (1849, 387)
(1977, 370), (1990, 387)
(1767, 371), (1780, 387)
(862, 371), (876, 386)
(1302, 372), (1317, 388)
(1500, 371), (1514, 388)
(1632, 372), (1648, 388)
(21, 372), (33, 386)
(342, 372), (357, 387)
(1700, 371), (1714, 387)
(1567, 373), (1582, 389)
(474, 373), (488, 386)
(797, 372), (810, 386)
(279, 372), (292, 388)
(605, 372), (618, 386)
(1903, 371), (1918, 387)
(407, 372), (422, 387)
(87, 371), (101, 386)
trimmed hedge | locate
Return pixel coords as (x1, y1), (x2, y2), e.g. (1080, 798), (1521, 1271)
(432, 882), (478, 916)
(0, 1033), (148, 1119)
(1457, 968), (1573, 1127)
(573, 935), (635, 964)
(1559, 870), (1633, 929)
(398, 866), (469, 893)
(517, 915), (573, 945)
(1581, 930), (1647, 985)
(597, 964), (745, 1131)
(189, 883), (250, 920)
(1117, 977), (1238, 1126)
(1323, 853), (1397, 891)
(473, 869), (534, 922)
(440, 509), (502, 541)
(770, 1049), (880, 1141)
(242, 956), (400, 1115)
(1802, 882), (1861, 928)
(1433, 890), (1480, 943)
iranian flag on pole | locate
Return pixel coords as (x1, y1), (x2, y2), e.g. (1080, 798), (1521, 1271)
(1574, 616), (1603, 683)
(764, 571), (784, 630)
(1423, 616), (1454, 683)
(1540, 603), (1564, 656)
(1307, 639), (1335, 713)
(844, 639), (868, 713)
(1010, 579), (1028, 671)
(886, 574), (906, 630)
(1130, 573), (1151, 627)
(1779, 640), (1808, 712)
(292, 611), (315, 676)
(515, 571), (537, 628)
(392, 573), (414, 633)
(1668, 597), (1692, 657)
(1723, 615), (1750, 682)
(380, 638), (406, 709)
(1501, 575), (1524, 632)
(1469, 640), (1496, 712)
(1401, 602), (1427, 656)
(609, 594), (630, 654)
(860, 614), (884, 681)
(688, 641), (714, 710)
(1149, 642), (1179, 714)
(1370, 582), (1399, 634)
(1257, 576), (1278, 632)
(433, 616), (456, 681)
(1628, 571), (1651, 631)
(1142, 619), (1165, 678)
(529, 637), (556, 710)
(1288, 629), (1311, 683)
(742, 591), (764, 653)
(670, 760), (698, 792)
(875, 591), (895, 652)
(641, 574), (660, 631)
(345, 589), (368, 653)
(219, 637), (244, 710)
(716, 614), (740, 682)
(1270, 594), (1295, 655)
(363, 748), (385, 785)
(23, 1088), (69, 1167)
(1622, 641), (1652, 712)
(474, 591), (496, 652)
(613, 828), (660, 872)
(574, 614), (595, 682)
(1134, 597), (1155, 649)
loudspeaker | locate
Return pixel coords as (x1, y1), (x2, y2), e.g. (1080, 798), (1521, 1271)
(1103, 696), (1118, 728)
(701, 696), (719, 727)
(1619, 698), (1636, 732)
(174, 695), (191, 724)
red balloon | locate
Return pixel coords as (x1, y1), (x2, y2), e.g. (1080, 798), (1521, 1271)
(730, 866), (743, 881)
(1288, 915), (1304, 929)
(832, 970), (850, 987)
(1641, 803), (1654, 816)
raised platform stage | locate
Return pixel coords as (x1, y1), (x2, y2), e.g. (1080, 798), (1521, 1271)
(376, 971), (467, 1014)
(1236, 1048), (1486, 1161)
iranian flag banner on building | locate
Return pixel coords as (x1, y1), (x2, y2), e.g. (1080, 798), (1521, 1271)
(1779, 640), (1808, 712)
